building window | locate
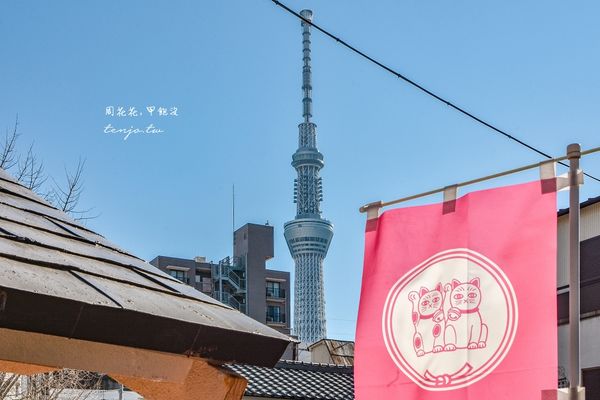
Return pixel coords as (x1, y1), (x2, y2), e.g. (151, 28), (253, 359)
(267, 305), (280, 321)
(169, 269), (188, 284)
(267, 305), (285, 324)
(266, 281), (284, 298)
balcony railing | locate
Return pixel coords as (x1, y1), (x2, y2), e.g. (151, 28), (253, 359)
(266, 313), (286, 324)
(214, 291), (247, 314)
(266, 288), (286, 299)
(212, 260), (246, 292)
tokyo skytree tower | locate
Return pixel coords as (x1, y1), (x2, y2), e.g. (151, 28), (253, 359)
(284, 9), (334, 344)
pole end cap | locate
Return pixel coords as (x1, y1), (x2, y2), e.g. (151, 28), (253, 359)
(567, 143), (581, 159)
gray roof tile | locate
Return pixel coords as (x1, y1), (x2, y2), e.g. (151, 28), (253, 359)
(226, 360), (354, 399)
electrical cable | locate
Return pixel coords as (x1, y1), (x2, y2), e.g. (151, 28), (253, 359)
(270, 0), (600, 183)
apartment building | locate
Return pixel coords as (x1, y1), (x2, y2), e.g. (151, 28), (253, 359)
(149, 223), (291, 335)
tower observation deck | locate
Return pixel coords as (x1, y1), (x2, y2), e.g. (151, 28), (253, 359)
(283, 9), (334, 345)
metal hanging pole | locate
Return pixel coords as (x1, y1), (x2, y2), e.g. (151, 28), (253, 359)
(568, 143), (583, 400)
(359, 145), (600, 216)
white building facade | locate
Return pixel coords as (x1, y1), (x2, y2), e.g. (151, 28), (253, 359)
(557, 197), (600, 397)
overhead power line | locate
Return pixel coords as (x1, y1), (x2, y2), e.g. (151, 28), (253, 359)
(270, 0), (600, 183)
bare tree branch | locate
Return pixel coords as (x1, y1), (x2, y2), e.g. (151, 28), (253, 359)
(47, 158), (97, 220)
(1, 117), (97, 220)
(50, 159), (85, 214)
(0, 372), (20, 398)
(0, 369), (103, 399)
(15, 143), (46, 192)
(1, 115), (20, 170)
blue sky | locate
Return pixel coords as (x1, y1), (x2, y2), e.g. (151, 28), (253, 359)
(1, 0), (599, 340)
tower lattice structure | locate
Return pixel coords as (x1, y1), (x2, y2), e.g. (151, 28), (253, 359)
(284, 9), (334, 345)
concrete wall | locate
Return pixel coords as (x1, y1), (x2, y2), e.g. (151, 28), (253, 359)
(309, 341), (332, 364)
(234, 223), (291, 335)
(234, 224), (272, 324)
(558, 316), (600, 377)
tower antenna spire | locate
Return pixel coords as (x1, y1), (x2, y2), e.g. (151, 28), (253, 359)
(300, 9), (313, 123)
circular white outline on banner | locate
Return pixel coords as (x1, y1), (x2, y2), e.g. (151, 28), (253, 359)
(381, 248), (518, 391)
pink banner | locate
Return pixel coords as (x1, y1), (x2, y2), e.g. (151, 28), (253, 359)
(355, 181), (557, 399)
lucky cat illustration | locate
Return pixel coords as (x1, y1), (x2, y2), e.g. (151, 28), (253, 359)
(408, 283), (445, 357)
(443, 277), (488, 351)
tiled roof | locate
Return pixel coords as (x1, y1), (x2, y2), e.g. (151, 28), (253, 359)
(0, 167), (290, 366)
(226, 360), (354, 400)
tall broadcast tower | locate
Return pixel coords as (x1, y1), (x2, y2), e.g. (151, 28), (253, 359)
(284, 9), (334, 345)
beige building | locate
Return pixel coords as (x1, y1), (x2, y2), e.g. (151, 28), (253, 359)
(308, 339), (354, 366)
